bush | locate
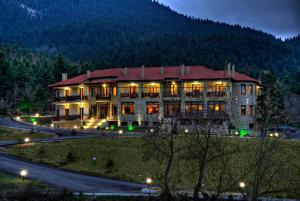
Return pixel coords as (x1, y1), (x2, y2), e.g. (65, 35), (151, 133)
(105, 159), (115, 173)
(37, 146), (47, 157)
(66, 149), (79, 163)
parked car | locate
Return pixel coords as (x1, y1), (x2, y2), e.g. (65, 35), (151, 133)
(269, 125), (298, 138)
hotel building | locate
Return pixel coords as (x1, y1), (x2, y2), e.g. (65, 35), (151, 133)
(49, 65), (260, 133)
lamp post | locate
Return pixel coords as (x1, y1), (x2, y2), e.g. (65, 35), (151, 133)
(146, 177), (152, 198)
(92, 156), (96, 166)
(20, 169), (28, 181)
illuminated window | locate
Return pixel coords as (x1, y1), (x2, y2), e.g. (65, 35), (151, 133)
(150, 85), (158, 93)
(249, 84), (253, 95)
(249, 105), (254, 116)
(102, 84), (109, 97)
(164, 101), (181, 117)
(122, 102), (135, 115)
(146, 103), (159, 114)
(208, 102), (225, 113)
(215, 84), (222, 92)
(241, 84), (246, 94)
(185, 102), (204, 113)
(113, 86), (117, 96)
(171, 82), (178, 96)
(65, 90), (70, 97)
(130, 85), (137, 96)
(241, 105), (246, 116)
(192, 84), (201, 94)
(79, 88), (84, 96)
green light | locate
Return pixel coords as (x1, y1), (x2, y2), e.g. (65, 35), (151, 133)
(110, 125), (116, 130)
(127, 125), (135, 131)
(239, 129), (248, 137)
(30, 117), (36, 123)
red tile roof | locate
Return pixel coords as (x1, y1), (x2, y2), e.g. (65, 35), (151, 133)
(49, 66), (259, 87)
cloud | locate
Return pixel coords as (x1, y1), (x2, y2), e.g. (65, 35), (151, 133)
(158, 0), (300, 39)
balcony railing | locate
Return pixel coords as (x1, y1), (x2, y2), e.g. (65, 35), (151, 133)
(54, 95), (88, 102)
(207, 91), (226, 97)
(142, 92), (160, 98)
(96, 94), (111, 100)
(121, 93), (138, 98)
(185, 91), (203, 97)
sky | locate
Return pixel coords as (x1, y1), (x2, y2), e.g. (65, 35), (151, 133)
(157, 0), (300, 40)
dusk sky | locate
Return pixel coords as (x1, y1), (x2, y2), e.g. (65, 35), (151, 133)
(157, 0), (300, 40)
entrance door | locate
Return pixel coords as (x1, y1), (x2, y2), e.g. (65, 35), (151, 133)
(98, 103), (109, 119)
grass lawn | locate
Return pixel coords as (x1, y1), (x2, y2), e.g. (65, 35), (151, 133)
(7, 137), (300, 198)
(0, 127), (54, 141)
(0, 172), (47, 193)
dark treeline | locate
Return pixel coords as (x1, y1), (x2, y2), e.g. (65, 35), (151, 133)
(0, 0), (299, 114)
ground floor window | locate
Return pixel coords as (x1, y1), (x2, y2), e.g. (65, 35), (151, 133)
(164, 101), (181, 117)
(241, 105), (246, 116)
(122, 102), (135, 115)
(185, 102), (204, 114)
(146, 102), (159, 114)
(208, 102), (226, 113)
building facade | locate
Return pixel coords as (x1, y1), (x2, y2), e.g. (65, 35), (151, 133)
(49, 65), (260, 134)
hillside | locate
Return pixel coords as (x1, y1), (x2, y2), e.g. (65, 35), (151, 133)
(1, 0), (298, 75)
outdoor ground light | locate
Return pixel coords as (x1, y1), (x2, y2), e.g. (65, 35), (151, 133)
(50, 123), (54, 128)
(235, 131), (239, 135)
(184, 129), (189, 133)
(106, 127), (109, 130)
(74, 125), (77, 129)
(24, 138), (30, 143)
(239, 181), (246, 188)
(33, 122), (37, 125)
(269, 133), (273, 137)
(16, 116), (21, 121)
(150, 128), (154, 133)
(146, 177), (152, 185)
(35, 113), (40, 117)
(20, 169), (28, 181)
(118, 130), (123, 134)
(275, 132), (279, 137)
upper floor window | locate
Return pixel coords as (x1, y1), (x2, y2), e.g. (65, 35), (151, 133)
(146, 102), (159, 114)
(241, 84), (246, 94)
(102, 84), (109, 97)
(192, 84), (201, 93)
(122, 102), (135, 115)
(65, 89), (70, 97)
(249, 84), (253, 95)
(150, 85), (159, 94)
(129, 85), (137, 95)
(113, 86), (117, 96)
(241, 105), (246, 116)
(171, 82), (178, 96)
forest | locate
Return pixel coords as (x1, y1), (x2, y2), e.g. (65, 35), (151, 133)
(0, 0), (299, 114)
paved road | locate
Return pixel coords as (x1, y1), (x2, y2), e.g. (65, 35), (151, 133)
(0, 154), (145, 193)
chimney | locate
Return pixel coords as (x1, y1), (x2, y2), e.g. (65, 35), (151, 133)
(186, 66), (190, 75)
(141, 65), (145, 79)
(123, 67), (128, 76)
(181, 64), (185, 76)
(86, 70), (91, 78)
(232, 64), (236, 78)
(227, 63), (231, 77)
(62, 73), (68, 81)
(160, 66), (164, 75)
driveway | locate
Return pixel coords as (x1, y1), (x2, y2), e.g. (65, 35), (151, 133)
(0, 154), (145, 193)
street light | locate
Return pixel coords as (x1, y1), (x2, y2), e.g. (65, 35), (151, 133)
(146, 177), (152, 197)
(20, 169), (28, 181)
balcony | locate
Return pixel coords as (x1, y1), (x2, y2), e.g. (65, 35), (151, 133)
(96, 94), (111, 100)
(185, 91), (203, 97)
(207, 91), (226, 98)
(142, 92), (160, 98)
(121, 93), (138, 98)
(54, 95), (88, 102)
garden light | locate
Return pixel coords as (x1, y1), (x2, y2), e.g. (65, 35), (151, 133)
(275, 132), (279, 137)
(150, 128), (154, 133)
(24, 138), (30, 143)
(20, 169), (28, 181)
(33, 122), (37, 125)
(118, 130), (123, 134)
(50, 124), (54, 128)
(184, 129), (189, 133)
(239, 182), (246, 188)
(35, 113), (40, 117)
(16, 116), (21, 121)
(146, 177), (152, 185)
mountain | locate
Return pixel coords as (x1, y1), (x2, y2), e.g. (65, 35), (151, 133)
(2, 0), (299, 75)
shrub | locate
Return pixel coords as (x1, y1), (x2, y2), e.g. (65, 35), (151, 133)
(66, 149), (79, 163)
(37, 146), (47, 157)
(105, 159), (115, 173)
